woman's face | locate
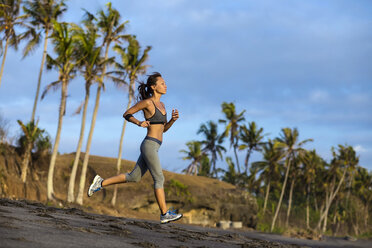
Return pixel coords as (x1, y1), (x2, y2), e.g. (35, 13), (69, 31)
(153, 77), (167, 95)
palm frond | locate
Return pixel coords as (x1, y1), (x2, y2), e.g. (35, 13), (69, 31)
(41, 80), (61, 99)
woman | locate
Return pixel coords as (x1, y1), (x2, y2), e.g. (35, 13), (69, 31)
(87, 72), (182, 224)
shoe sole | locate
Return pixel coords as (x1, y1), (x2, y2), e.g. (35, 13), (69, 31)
(160, 214), (183, 224)
(87, 175), (101, 197)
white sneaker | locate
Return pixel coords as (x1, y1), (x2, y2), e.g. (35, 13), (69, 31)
(87, 175), (104, 197)
(160, 208), (183, 224)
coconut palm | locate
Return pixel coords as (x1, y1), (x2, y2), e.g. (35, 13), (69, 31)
(316, 145), (359, 233)
(222, 157), (237, 185)
(300, 149), (323, 229)
(17, 119), (44, 182)
(76, 3), (129, 205)
(354, 167), (372, 230)
(110, 35), (151, 206)
(42, 21), (79, 200)
(23, 0), (66, 122)
(285, 155), (303, 227)
(66, 20), (110, 203)
(197, 121), (226, 177)
(252, 140), (284, 214)
(219, 102), (245, 174)
(180, 141), (206, 175)
(0, 0), (27, 88)
(270, 127), (312, 232)
(239, 121), (266, 175)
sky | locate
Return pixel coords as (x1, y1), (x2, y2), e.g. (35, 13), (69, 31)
(0, 0), (371, 173)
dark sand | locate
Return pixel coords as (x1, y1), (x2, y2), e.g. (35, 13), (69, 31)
(0, 199), (371, 248)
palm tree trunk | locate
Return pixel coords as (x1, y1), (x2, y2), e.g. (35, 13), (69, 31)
(244, 149), (252, 175)
(47, 78), (67, 200)
(306, 183), (311, 229)
(211, 154), (216, 177)
(317, 188), (329, 230)
(271, 157), (291, 232)
(313, 186), (319, 212)
(76, 41), (110, 205)
(21, 141), (33, 183)
(318, 168), (347, 233)
(263, 179), (271, 214)
(233, 145), (241, 174)
(31, 29), (49, 122)
(365, 202), (369, 229)
(76, 84), (101, 205)
(322, 204), (330, 233)
(67, 87), (90, 203)
(345, 173), (353, 207)
(286, 178), (295, 227)
(111, 89), (133, 206)
(0, 37), (10, 88)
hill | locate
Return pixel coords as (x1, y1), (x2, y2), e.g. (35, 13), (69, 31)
(0, 145), (257, 228)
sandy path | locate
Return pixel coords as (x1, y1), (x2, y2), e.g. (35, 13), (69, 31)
(0, 199), (370, 248)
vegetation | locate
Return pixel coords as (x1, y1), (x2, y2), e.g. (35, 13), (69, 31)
(0, 2), (150, 204)
(180, 101), (372, 237)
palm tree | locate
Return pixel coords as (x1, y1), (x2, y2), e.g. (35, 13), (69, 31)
(239, 121), (266, 175)
(219, 102), (245, 174)
(222, 157), (237, 185)
(180, 141), (206, 175)
(270, 127), (312, 232)
(76, 3), (129, 205)
(197, 121), (226, 177)
(316, 145), (359, 233)
(110, 35), (151, 206)
(17, 119), (44, 182)
(285, 155), (303, 228)
(300, 149), (322, 229)
(0, 0), (27, 88)
(354, 167), (372, 230)
(66, 20), (107, 203)
(43, 21), (79, 200)
(23, 0), (66, 122)
(252, 140), (284, 214)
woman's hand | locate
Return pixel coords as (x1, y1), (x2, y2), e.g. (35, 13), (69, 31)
(171, 109), (179, 121)
(139, 121), (150, 127)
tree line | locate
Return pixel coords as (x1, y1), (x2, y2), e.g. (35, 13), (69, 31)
(180, 102), (371, 236)
(0, 0), (151, 206)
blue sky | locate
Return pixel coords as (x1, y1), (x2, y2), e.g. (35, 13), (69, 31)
(0, 0), (371, 173)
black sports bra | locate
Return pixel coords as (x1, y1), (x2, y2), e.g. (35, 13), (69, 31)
(145, 100), (167, 124)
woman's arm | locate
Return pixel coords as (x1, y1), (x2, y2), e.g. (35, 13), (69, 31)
(164, 109), (179, 132)
(123, 100), (151, 128)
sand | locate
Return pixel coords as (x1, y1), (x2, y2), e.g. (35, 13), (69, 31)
(0, 198), (371, 248)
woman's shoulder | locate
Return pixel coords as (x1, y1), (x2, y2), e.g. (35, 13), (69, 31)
(138, 99), (152, 106)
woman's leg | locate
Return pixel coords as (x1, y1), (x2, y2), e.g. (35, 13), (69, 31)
(140, 139), (167, 215)
(102, 154), (148, 187)
(101, 174), (126, 187)
(155, 188), (167, 215)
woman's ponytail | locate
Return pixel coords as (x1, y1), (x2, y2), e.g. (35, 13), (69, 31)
(137, 72), (162, 101)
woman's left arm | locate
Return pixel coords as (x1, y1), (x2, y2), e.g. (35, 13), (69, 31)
(164, 109), (179, 133)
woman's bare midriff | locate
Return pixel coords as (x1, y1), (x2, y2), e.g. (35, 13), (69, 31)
(146, 124), (164, 142)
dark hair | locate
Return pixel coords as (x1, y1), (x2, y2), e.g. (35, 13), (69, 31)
(137, 72), (162, 100)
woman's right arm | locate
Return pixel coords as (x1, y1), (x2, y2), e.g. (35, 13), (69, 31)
(123, 100), (150, 128)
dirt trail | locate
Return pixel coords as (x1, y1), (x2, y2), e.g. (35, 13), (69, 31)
(0, 199), (371, 248)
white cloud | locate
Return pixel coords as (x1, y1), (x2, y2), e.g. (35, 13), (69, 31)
(354, 145), (367, 153)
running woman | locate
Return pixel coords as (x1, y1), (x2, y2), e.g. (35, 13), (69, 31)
(87, 72), (183, 224)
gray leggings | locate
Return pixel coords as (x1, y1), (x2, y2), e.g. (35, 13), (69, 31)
(125, 136), (165, 189)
